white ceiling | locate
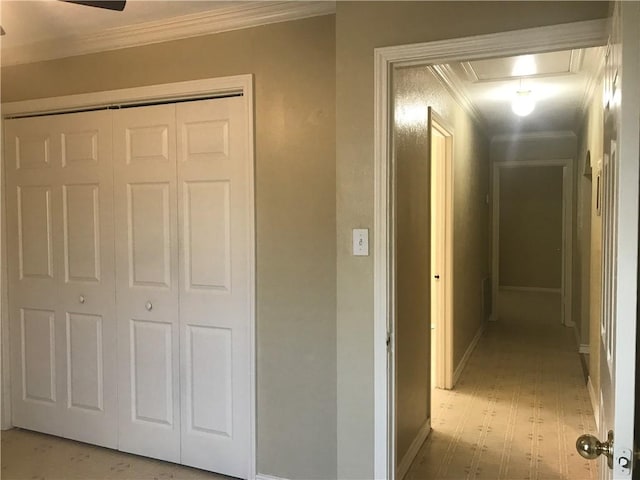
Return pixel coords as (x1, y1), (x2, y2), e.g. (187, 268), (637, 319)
(0, 2), (603, 137)
(439, 47), (605, 137)
(0, 1), (236, 49)
(0, 0), (335, 65)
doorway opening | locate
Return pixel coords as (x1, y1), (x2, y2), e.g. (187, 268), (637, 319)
(492, 159), (574, 330)
(374, 19), (611, 480)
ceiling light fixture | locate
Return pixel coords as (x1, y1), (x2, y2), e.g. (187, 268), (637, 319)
(511, 79), (535, 117)
(512, 90), (535, 116)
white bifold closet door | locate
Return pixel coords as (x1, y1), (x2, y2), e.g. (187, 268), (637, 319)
(113, 104), (181, 462)
(5, 110), (118, 447)
(113, 97), (251, 478)
(6, 95), (251, 479)
(177, 97), (251, 478)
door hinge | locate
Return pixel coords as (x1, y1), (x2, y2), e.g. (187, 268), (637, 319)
(386, 332), (392, 352)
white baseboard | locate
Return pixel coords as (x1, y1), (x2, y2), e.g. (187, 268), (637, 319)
(0, 414), (11, 430)
(256, 474), (291, 480)
(0, 383), (11, 430)
(571, 323), (588, 349)
(453, 322), (485, 387)
(396, 419), (431, 480)
(499, 285), (561, 294)
(571, 324), (589, 353)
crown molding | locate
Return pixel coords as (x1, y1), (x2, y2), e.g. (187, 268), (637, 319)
(491, 130), (577, 143)
(1, 1), (336, 67)
(429, 63), (488, 135)
(577, 45), (607, 123)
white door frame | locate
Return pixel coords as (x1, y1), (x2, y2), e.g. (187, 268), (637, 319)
(373, 19), (608, 480)
(0, 74), (257, 479)
(491, 159), (574, 327)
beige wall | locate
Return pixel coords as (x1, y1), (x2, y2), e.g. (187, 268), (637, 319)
(491, 136), (577, 163)
(1, 15), (336, 480)
(393, 67), (432, 466)
(576, 156), (593, 349)
(393, 62), (490, 472)
(578, 80), (604, 394)
(336, 2), (609, 477)
(498, 166), (564, 289)
(491, 135), (578, 322)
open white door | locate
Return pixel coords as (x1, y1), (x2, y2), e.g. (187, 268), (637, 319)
(428, 108), (453, 391)
(577, 2), (640, 478)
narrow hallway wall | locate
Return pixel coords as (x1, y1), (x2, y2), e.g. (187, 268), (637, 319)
(393, 64), (490, 466)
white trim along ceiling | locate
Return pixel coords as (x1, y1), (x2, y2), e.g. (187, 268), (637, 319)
(1, 1), (336, 67)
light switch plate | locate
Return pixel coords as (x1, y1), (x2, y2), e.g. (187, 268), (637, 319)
(353, 228), (369, 256)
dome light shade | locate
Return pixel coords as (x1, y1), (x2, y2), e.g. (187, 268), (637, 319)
(512, 90), (535, 117)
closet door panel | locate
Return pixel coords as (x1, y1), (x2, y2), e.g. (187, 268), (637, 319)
(21, 307), (57, 404)
(114, 104), (181, 463)
(63, 184), (101, 283)
(57, 111), (117, 447)
(130, 319), (174, 425)
(7, 116), (64, 435)
(6, 118), (59, 306)
(127, 182), (171, 288)
(6, 111), (117, 445)
(18, 184), (54, 280)
(177, 97), (251, 479)
(66, 312), (104, 412)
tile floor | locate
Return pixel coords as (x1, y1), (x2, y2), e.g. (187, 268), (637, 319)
(0, 428), (231, 480)
(406, 317), (599, 480)
(0, 292), (599, 480)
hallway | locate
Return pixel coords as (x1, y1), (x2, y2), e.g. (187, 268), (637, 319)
(407, 320), (598, 480)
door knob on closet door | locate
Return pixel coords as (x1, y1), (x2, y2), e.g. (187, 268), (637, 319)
(145, 301), (153, 311)
(79, 295), (86, 304)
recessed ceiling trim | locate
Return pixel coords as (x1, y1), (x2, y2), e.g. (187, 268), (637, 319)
(429, 64), (487, 134)
(461, 49), (586, 84)
(1, 1), (336, 67)
(460, 62), (479, 82)
(491, 130), (577, 143)
(569, 48), (585, 73)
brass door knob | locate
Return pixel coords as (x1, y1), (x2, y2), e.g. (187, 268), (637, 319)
(576, 430), (614, 468)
